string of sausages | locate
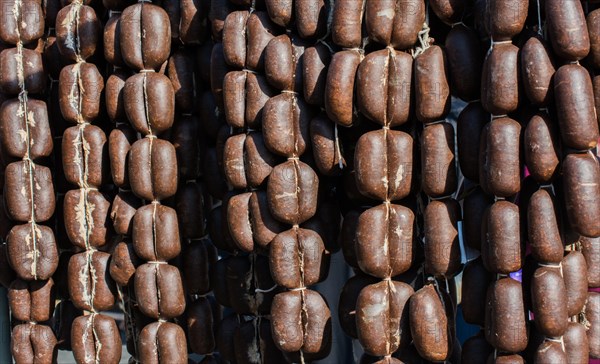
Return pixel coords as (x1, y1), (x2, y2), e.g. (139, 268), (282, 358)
(0, 0), (59, 361)
(414, 2), (462, 361)
(220, 2), (296, 362)
(166, 6), (220, 361)
(118, 2), (187, 362)
(261, 3), (332, 363)
(54, 0), (123, 362)
(103, 3), (143, 361)
(546, 0), (598, 361)
(328, 1), (452, 362)
(474, 1), (528, 362)
(524, 0), (575, 361)
(205, 1), (257, 362)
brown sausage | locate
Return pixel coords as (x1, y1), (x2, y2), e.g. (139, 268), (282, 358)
(365, 0), (425, 49)
(128, 138), (178, 201)
(520, 36), (555, 106)
(445, 24), (483, 102)
(6, 223), (58, 281)
(267, 160), (319, 225)
(310, 113), (345, 176)
(71, 314), (122, 364)
(481, 43), (520, 115)
(8, 279), (55, 322)
(167, 51), (196, 113)
(303, 44), (330, 106)
(527, 189), (563, 263)
(461, 332), (493, 364)
(222, 11), (249, 68)
(271, 289), (331, 355)
(414, 45), (451, 123)
(562, 153), (600, 237)
(531, 266), (568, 337)
(523, 112), (559, 183)
(480, 117), (521, 197)
(123, 72), (175, 136)
(249, 190), (285, 251)
(59, 63), (104, 124)
(119, 3), (171, 71)
(589, 9), (600, 69)
(134, 263), (186, 320)
(461, 259), (492, 326)
(482, 201), (522, 274)
(457, 102), (488, 182)
(554, 64), (599, 150)
(110, 190), (141, 236)
(586, 292), (600, 358)
(223, 71), (274, 129)
(563, 322), (589, 364)
(109, 240), (140, 287)
(132, 204), (181, 262)
(62, 125), (109, 188)
(356, 280), (413, 356)
(222, 11), (276, 70)
(0, 98), (53, 161)
(562, 251), (588, 316)
(11, 323), (57, 364)
(534, 341), (567, 364)
(138, 321), (188, 364)
(105, 70), (129, 123)
(295, 0), (327, 39)
(546, 0), (590, 61)
(63, 189), (112, 249)
(174, 182), (205, 239)
(357, 49), (412, 127)
(410, 285), (450, 362)
(430, 0), (465, 24)
(264, 34), (304, 92)
(264, 0), (292, 28)
(354, 129), (413, 201)
(56, 4), (101, 62)
(0, 48), (45, 95)
(4, 161), (55, 222)
(325, 50), (361, 127)
(331, 0), (365, 48)
(269, 227), (327, 288)
(68, 251), (116, 312)
(103, 14), (124, 67)
(356, 203), (414, 279)
(0, 0), (45, 45)
(182, 239), (216, 296)
(227, 192), (259, 253)
(262, 93), (311, 157)
(485, 277), (528, 353)
(187, 297), (218, 355)
(108, 124), (136, 188)
(421, 122), (457, 197)
(485, 0), (527, 41)
(424, 199), (461, 278)
(581, 236), (600, 288)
